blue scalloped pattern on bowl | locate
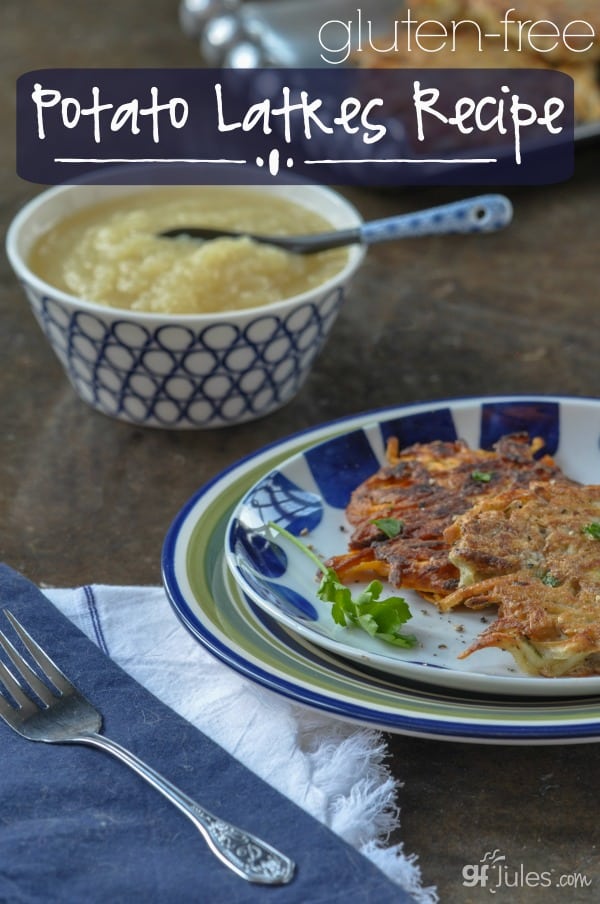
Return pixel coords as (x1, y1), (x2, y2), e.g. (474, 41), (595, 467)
(26, 285), (344, 428)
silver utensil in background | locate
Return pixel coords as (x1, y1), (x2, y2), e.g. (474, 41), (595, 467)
(179, 0), (402, 68)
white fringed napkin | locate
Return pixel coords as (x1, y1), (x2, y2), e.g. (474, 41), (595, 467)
(45, 583), (438, 904)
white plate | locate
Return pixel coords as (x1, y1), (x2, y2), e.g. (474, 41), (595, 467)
(226, 395), (600, 697)
(162, 395), (600, 743)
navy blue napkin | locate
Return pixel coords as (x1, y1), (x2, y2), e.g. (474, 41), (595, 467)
(0, 565), (416, 903)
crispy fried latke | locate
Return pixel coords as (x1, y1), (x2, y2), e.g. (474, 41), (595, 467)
(441, 483), (600, 676)
(326, 433), (571, 603)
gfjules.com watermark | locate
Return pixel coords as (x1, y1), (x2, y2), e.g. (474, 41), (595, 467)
(462, 849), (593, 894)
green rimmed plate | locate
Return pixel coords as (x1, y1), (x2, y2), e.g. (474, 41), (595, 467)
(162, 397), (600, 744)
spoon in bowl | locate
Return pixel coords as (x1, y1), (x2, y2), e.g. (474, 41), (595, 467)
(159, 194), (513, 255)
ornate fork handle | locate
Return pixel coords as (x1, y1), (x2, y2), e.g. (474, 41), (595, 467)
(69, 731), (295, 885)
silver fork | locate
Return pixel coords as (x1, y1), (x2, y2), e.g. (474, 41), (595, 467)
(0, 609), (295, 885)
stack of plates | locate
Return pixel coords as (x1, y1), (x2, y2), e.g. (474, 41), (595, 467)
(162, 396), (600, 744)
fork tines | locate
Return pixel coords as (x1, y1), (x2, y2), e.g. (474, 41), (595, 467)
(0, 609), (68, 709)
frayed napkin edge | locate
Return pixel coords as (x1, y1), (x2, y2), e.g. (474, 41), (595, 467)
(45, 583), (439, 904)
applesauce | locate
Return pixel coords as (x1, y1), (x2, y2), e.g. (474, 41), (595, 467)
(28, 187), (349, 315)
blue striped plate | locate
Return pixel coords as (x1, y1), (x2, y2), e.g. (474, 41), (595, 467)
(164, 396), (600, 743)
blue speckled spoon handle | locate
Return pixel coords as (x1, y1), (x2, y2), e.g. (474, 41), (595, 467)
(281, 192), (513, 252)
(161, 194), (513, 253)
(360, 194), (513, 245)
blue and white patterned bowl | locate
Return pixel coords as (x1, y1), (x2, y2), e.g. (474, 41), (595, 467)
(6, 181), (364, 429)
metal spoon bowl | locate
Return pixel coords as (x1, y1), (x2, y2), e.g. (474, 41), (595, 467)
(160, 194), (513, 254)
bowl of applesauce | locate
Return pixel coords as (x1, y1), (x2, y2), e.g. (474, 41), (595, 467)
(6, 179), (364, 428)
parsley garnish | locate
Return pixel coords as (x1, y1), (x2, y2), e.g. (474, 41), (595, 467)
(583, 522), (600, 539)
(370, 517), (404, 538)
(471, 470), (494, 483)
(540, 571), (561, 587)
(267, 522), (417, 648)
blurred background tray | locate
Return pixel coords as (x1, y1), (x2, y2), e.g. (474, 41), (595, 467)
(180, 0), (600, 143)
